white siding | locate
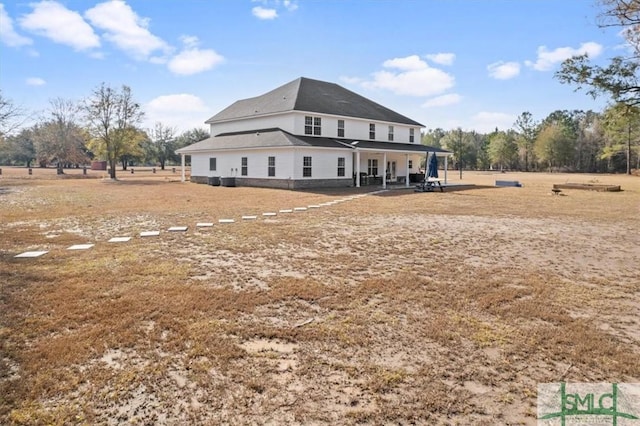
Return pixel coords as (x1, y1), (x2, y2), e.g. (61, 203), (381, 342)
(210, 114), (295, 136)
(292, 148), (353, 180)
(291, 112), (419, 143)
(191, 148), (296, 178)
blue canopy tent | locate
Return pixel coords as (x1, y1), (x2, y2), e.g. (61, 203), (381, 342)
(415, 151), (444, 192)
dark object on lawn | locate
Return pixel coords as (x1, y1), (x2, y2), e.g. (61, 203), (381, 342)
(495, 180), (522, 187)
(553, 183), (621, 192)
(551, 188), (562, 196)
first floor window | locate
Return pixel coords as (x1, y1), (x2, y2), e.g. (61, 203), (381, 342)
(268, 156), (275, 177)
(337, 120), (345, 138)
(367, 159), (378, 176)
(409, 160), (413, 169)
(241, 157), (248, 176)
(409, 128), (415, 143)
(209, 157), (216, 171)
(337, 157), (345, 177)
(369, 123), (376, 140)
(388, 125), (394, 141)
(303, 156), (312, 177)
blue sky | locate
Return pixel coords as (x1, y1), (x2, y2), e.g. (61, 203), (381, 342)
(0, 0), (626, 134)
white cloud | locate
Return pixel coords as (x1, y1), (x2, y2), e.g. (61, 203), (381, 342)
(525, 42), (603, 71)
(383, 55), (428, 71)
(421, 93), (462, 108)
(471, 112), (516, 133)
(363, 55), (455, 97)
(283, 0), (298, 11)
(19, 0), (99, 50)
(145, 93), (210, 132)
(252, 7), (278, 20)
(168, 48), (224, 75)
(26, 77), (46, 86)
(0, 4), (32, 47)
(425, 53), (455, 66)
(487, 61), (520, 80)
(85, 0), (170, 60)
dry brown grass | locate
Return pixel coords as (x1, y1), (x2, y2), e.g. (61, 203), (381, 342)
(1, 170), (639, 425)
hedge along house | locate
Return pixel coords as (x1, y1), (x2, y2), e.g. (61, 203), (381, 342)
(176, 77), (452, 189)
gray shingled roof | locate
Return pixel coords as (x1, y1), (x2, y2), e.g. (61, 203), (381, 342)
(206, 77), (424, 127)
(176, 128), (450, 155)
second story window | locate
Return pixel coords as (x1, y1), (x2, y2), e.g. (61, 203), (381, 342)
(369, 123), (375, 140)
(388, 125), (394, 141)
(337, 120), (345, 137)
(409, 128), (415, 143)
(305, 116), (321, 135)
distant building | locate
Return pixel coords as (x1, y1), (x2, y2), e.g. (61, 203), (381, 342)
(176, 77), (451, 189)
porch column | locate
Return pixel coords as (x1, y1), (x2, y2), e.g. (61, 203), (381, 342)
(181, 154), (186, 182)
(405, 154), (410, 188)
(355, 150), (361, 188)
(382, 152), (387, 189)
(444, 156), (448, 184)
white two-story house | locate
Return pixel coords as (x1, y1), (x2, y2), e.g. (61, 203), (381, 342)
(176, 77), (451, 189)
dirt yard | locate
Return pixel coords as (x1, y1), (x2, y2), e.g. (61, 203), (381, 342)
(1, 168), (639, 425)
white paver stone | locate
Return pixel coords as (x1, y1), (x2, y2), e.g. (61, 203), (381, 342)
(219, 219), (235, 224)
(15, 251), (48, 258)
(67, 244), (94, 250)
(196, 222), (214, 227)
(140, 231), (160, 237)
(108, 237), (131, 243)
(168, 226), (188, 232)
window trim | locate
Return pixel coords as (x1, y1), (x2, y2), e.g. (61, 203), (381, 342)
(337, 119), (345, 138)
(268, 156), (275, 177)
(305, 116), (322, 136)
(337, 157), (345, 177)
(241, 157), (248, 176)
(303, 156), (312, 177)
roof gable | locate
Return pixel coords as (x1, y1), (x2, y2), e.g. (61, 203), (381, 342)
(206, 77), (424, 127)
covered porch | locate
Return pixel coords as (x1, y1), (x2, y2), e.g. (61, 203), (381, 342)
(349, 141), (452, 189)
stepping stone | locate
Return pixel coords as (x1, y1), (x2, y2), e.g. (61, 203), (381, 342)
(67, 244), (94, 250)
(294, 207), (307, 211)
(262, 212), (277, 217)
(242, 215), (257, 220)
(140, 231), (160, 237)
(308, 205), (321, 208)
(168, 226), (188, 232)
(15, 250), (48, 258)
(279, 209), (293, 213)
(108, 237), (131, 243)
(218, 219), (235, 224)
(196, 222), (214, 227)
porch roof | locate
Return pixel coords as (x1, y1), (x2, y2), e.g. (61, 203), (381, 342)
(176, 127), (451, 155)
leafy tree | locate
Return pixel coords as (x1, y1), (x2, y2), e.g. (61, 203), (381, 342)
(0, 128), (36, 166)
(535, 122), (575, 171)
(148, 122), (177, 170)
(488, 131), (518, 171)
(422, 128), (446, 148)
(556, 1), (640, 109)
(601, 102), (640, 172)
(513, 111), (538, 171)
(85, 83), (144, 179)
(33, 98), (89, 172)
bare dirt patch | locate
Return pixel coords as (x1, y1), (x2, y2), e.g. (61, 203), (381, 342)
(1, 171), (639, 424)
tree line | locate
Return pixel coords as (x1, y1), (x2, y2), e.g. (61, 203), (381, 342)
(0, 83), (209, 179)
(422, 105), (639, 174)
